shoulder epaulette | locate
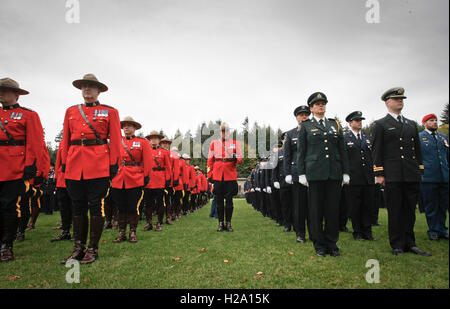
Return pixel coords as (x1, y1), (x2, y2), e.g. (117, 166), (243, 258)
(19, 106), (35, 112)
(99, 104), (116, 109)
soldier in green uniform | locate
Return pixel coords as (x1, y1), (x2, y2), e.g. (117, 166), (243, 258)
(297, 92), (350, 257)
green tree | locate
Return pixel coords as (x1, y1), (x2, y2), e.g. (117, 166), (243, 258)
(441, 102), (449, 125)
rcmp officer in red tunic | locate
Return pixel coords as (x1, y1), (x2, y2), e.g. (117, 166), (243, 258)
(111, 117), (151, 243)
(60, 74), (122, 264)
(51, 142), (73, 242)
(181, 154), (195, 215)
(207, 123), (243, 232)
(0, 78), (46, 262)
(160, 137), (180, 224)
(170, 147), (185, 221)
(143, 131), (172, 232)
(372, 87), (431, 256)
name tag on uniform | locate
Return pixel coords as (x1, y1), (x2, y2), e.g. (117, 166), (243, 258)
(132, 141), (141, 148)
(10, 112), (23, 120)
(366, 140), (371, 144)
(94, 109), (109, 117)
(292, 138), (297, 141)
(347, 141), (354, 146)
(422, 137), (428, 141)
(311, 129), (318, 132)
(388, 127), (396, 131)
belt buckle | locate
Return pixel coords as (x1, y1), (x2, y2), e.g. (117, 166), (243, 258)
(121, 161), (126, 166)
(81, 138), (86, 146)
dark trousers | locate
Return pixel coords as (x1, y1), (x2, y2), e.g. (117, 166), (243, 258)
(372, 184), (384, 224)
(173, 189), (183, 216)
(270, 188), (282, 223)
(56, 187), (72, 231)
(144, 188), (164, 223)
(213, 180), (237, 223)
(308, 180), (341, 252)
(111, 187), (144, 217)
(421, 182), (449, 237)
(292, 182), (309, 237)
(280, 186), (293, 228)
(339, 185), (350, 230)
(209, 195), (218, 218)
(0, 179), (28, 246)
(17, 189), (33, 234)
(385, 182), (419, 250)
(65, 177), (110, 217)
(182, 191), (191, 213)
(349, 185), (374, 239)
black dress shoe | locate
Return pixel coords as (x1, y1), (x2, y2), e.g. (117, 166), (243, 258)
(392, 249), (404, 256)
(428, 234), (440, 241)
(408, 246), (432, 256)
(439, 234), (449, 240)
(339, 227), (351, 233)
(365, 236), (376, 241)
(284, 226), (291, 232)
(354, 235), (365, 241)
(316, 250), (326, 257)
(296, 236), (306, 243)
(329, 249), (341, 257)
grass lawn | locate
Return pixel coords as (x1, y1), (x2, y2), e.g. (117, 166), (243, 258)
(0, 199), (448, 289)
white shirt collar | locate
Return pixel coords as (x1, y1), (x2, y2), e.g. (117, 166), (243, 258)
(351, 129), (361, 139)
(313, 115), (325, 124)
(388, 112), (403, 122)
(425, 129), (436, 135)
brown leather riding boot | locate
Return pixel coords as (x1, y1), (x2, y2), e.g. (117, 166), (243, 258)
(113, 214), (127, 243)
(80, 216), (104, 264)
(26, 207), (40, 230)
(143, 207), (153, 231)
(60, 216), (86, 264)
(129, 215), (139, 243)
(1, 215), (18, 262)
(155, 222), (162, 232)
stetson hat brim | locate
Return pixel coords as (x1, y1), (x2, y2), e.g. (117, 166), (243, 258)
(72, 74), (108, 92)
(0, 78), (29, 95)
(145, 131), (165, 139)
(121, 120), (142, 130)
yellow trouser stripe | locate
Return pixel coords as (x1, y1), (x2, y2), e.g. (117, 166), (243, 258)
(24, 180), (30, 193)
(37, 190), (43, 209)
(16, 196), (22, 218)
(100, 187), (111, 217)
(28, 196), (32, 213)
(136, 190), (144, 216)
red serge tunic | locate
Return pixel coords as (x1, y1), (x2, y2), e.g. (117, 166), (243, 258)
(207, 139), (243, 181)
(145, 146), (172, 189)
(168, 150), (180, 187)
(0, 104), (45, 182)
(55, 143), (66, 188)
(61, 102), (122, 180)
(175, 157), (186, 191)
(111, 136), (152, 189)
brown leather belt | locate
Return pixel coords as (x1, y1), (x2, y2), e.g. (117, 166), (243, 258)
(152, 167), (166, 171)
(70, 138), (108, 146)
(0, 140), (25, 146)
(121, 161), (142, 166)
(216, 158), (236, 162)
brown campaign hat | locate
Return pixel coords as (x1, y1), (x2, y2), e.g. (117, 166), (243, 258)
(0, 78), (29, 95)
(120, 116), (142, 130)
(160, 136), (173, 144)
(145, 130), (164, 140)
(72, 73), (108, 92)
